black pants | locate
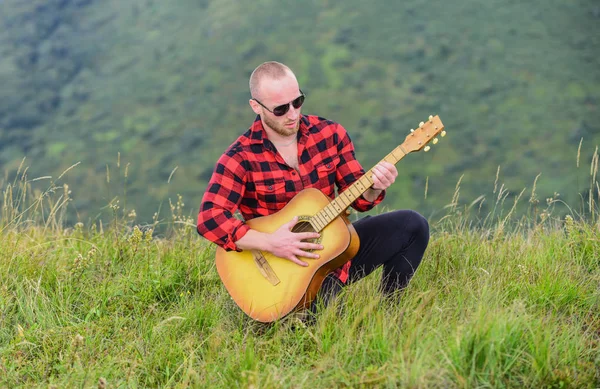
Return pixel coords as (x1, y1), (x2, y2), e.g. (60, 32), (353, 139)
(311, 209), (430, 311)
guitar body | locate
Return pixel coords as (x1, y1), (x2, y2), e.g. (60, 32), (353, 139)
(215, 188), (360, 323)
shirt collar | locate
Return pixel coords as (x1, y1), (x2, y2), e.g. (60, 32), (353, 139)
(248, 114), (310, 145)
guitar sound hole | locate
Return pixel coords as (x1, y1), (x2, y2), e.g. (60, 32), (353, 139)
(291, 219), (321, 250)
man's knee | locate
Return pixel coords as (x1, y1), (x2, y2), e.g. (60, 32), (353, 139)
(391, 210), (429, 243)
(410, 210), (429, 243)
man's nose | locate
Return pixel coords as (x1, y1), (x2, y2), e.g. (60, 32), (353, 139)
(286, 103), (299, 119)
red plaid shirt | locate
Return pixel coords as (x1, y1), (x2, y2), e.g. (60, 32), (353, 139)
(197, 114), (385, 282)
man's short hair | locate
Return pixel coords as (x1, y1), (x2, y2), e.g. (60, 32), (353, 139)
(249, 61), (293, 99)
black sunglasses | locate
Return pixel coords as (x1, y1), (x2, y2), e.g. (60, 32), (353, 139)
(253, 90), (305, 117)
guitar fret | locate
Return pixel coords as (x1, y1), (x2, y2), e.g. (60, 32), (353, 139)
(324, 204), (336, 220)
(329, 202), (338, 214)
(328, 207), (337, 222)
(313, 212), (324, 231)
(332, 201), (342, 212)
(356, 180), (366, 192)
(333, 198), (345, 212)
(343, 192), (353, 207)
(321, 211), (330, 227)
(316, 212), (327, 230)
(310, 216), (322, 231)
(349, 186), (360, 199)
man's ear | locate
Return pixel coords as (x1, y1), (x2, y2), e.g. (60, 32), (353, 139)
(249, 99), (262, 115)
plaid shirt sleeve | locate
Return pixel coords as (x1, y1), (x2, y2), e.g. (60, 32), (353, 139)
(334, 123), (385, 211)
(197, 148), (250, 252)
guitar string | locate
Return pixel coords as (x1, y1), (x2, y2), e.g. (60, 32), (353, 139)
(289, 177), (368, 234)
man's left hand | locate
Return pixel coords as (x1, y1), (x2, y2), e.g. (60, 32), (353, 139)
(371, 161), (398, 191)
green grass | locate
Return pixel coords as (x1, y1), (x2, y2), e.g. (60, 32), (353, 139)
(1, 164), (599, 388)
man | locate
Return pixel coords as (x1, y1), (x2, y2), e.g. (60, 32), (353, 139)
(197, 61), (429, 318)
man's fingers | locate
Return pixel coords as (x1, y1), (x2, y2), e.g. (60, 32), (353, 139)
(372, 165), (395, 190)
(375, 163), (397, 180)
(287, 216), (299, 230)
(299, 242), (323, 251)
(295, 248), (319, 260)
(372, 170), (384, 187)
(289, 255), (308, 267)
(381, 161), (396, 172)
(299, 232), (320, 240)
(372, 167), (383, 181)
(376, 165), (393, 181)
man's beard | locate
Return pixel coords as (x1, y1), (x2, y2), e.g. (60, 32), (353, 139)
(262, 114), (299, 137)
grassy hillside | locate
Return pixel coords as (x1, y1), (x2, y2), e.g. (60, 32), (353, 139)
(0, 0), (599, 224)
(1, 192), (599, 387)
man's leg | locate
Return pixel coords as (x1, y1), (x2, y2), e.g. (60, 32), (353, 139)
(348, 209), (430, 295)
(308, 209), (430, 315)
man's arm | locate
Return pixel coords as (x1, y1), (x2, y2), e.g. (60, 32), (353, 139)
(363, 188), (383, 202)
(333, 123), (387, 210)
(197, 152), (322, 265)
(234, 229), (271, 251)
(235, 217), (322, 267)
(197, 152), (251, 252)
(363, 161), (397, 201)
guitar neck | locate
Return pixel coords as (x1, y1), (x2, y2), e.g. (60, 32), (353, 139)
(310, 144), (410, 232)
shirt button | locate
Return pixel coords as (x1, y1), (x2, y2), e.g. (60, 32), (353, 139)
(268, 185), (273, 190)
(326, 163), (332, 168)
(291, 171), (296, 175)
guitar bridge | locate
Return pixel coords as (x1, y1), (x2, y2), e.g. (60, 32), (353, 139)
(252, 250), (280, 286)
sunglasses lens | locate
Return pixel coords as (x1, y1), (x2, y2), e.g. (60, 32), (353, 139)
(292, 94), (305, 109)
(271, 94), (305, 116)
(272, 104), (289, 117)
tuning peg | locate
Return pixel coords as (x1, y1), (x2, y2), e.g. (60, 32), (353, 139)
(433, 138), (439, 144)
(410, 129), (415, 136)
(419, 121), (424, 128)
(424, 146), (431, 152)
(441, 131), (446, 137)
(429, 115), (433, 122)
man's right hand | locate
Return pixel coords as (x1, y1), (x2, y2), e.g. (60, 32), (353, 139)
(266, 216), (323, 267)
(234, 216), (323, 266)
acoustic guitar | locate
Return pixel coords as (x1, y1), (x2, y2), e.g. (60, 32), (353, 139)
(216, 115), (446, 322)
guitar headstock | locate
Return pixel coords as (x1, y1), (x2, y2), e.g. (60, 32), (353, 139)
(402, 115), (446, 153)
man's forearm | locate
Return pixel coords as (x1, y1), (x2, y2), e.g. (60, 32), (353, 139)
(363, 188), (383, 202)
(234, 229), (272, 252)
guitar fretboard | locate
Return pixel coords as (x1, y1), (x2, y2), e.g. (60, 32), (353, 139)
(310, 144), (409, 232)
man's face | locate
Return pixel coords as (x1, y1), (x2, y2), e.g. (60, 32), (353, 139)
(250, 73), (302, 137)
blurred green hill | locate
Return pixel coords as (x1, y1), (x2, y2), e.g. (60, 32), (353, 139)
(1, 0), (599, 224)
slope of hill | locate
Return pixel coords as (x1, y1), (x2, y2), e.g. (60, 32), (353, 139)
(1, 0), (599, 223)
